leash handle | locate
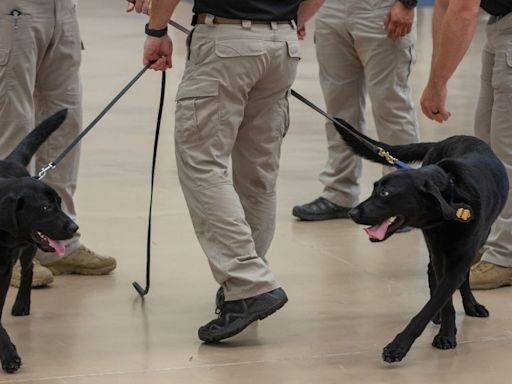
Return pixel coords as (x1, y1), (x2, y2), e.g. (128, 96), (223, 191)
(132, 70), (167, 298)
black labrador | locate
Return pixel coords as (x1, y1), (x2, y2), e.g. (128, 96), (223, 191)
(0, 109), (78, 373)
(333, 118), (508, 363)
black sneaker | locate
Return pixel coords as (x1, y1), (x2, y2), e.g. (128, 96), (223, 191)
(198, 287), (288, 343)
(292, 197), (351, 221)
(215, 286), (225, 312)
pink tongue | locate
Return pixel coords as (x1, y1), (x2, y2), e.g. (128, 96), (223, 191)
(48, 238), (65, 257)
(364, 219), (392, 241)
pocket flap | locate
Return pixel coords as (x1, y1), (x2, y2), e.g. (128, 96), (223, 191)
(507, 51), (512, 67)
(215, 40), (265, 58)
(176, 80), (219, 101)
(0, 49), (10, 66)
(287, 40), (301, 59)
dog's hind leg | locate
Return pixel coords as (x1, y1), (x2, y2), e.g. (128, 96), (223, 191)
(460, 272), (489, 318)
(11, 245), (36, 317)
(0, 258), (21, 373)
(428, 261), (441, 325)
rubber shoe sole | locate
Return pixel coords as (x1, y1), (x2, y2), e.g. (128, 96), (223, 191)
(470, 279), (512, 290)
(10, 274), (54, 288)
(198, 294), (288, 343)
(292, 207), (349, 221)
(46, 264), (116, 276)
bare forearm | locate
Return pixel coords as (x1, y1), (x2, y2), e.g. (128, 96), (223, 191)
(431, 0), (449, 66)
(297, 0), (325, 29)
(429, 0), (479, 85)
(149, 0), (180, 29)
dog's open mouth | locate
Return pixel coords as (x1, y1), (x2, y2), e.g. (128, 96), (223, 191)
(31, 231), (66, 256)
(364, 216), (405, 242)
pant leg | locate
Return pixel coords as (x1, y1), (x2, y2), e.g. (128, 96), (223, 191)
(34, 0), (83, 262)
(315, 0), (367, 207)
(354, 0), (419, 151)
(175, 24), (296, 300)
(232, 32), (299, 262)
(0, 0), (55, 163)
(479, 15), (512, 267)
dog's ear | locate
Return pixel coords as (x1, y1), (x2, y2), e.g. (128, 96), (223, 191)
(0, 194), (21, 237)
(418, 179), (474, 223)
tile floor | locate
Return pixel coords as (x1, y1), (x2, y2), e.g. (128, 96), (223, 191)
(2, 2), (510, 383)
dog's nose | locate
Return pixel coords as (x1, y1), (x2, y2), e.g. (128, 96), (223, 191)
(348, 207), (360, 221)
(68, 222), (79, 234)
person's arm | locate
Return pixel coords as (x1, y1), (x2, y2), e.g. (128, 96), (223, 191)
(420, 0), (480, 122)
(296, 0), (325, 39)
(142, 0), (180, 70)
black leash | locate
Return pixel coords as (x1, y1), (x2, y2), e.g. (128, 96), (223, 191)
(37, 63), (155, 179)
(163, 19), (411, 171)
(35, 62), (166, 298)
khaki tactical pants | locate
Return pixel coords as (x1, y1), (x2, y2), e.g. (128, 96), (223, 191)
(475, 14), (512, 267)
(0, 0), (82, 262)
(175, 20), (300, 300)
(315, 0), (419, 207)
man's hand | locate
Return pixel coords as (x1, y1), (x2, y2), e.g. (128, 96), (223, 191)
(297, 26), (306, 40)
(126, 0), (152, 15)
(384, 1), (414, 41)
(420, 80), (451, 123)
(143, 35), (173, 71)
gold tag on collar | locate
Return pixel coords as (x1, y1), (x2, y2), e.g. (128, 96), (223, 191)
(454, 205), (473, 222)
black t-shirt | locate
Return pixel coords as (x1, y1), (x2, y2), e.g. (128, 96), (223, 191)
(193, 0), (303, 21)
(481, 0), (512, 16)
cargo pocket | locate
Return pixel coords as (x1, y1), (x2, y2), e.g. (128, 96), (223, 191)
(286, 40), (302, 60)
(175, 80), (220, 149)
(0, 15), (13, 111)
(493, 51), (512, 93)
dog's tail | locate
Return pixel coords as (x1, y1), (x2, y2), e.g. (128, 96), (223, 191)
(6, 109), (68, 166)
(333, 117), (435, 166)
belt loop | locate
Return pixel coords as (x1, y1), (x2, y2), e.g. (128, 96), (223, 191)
(290, 19), (297, 30)
(242, 20), (251, 29)
(270, 21), (278, 30)
(205, 14), (215, 26)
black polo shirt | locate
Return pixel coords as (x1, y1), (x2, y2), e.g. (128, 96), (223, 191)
(193, 0), (303, 21)
(481, 0), (512, 16)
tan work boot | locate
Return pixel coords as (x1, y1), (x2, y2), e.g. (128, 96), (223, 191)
(470, 260), (512, 290)
(43, 245), (117, 276)
(10, 260), (54, 288)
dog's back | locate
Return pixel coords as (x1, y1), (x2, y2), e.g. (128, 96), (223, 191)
(333, 117), (509, 214)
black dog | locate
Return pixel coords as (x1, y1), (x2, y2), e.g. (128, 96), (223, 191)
(333, 118), (508, 363)
(0, 110), (78, 373)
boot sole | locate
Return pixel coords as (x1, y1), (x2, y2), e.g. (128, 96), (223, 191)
(46, 264), (116, 276)
(10, 275), (54, 288)
(470, 279), (512, 290)
(292, 209), (349, 221)
(199, 296), (288, 343)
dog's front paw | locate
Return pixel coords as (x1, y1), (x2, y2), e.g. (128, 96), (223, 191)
(382, 340), (410, 363)
(1, 344), (21, 373)
(464, 303), (489, 318)
(11, 301), (30, 317)
(432, 334), (457, 350)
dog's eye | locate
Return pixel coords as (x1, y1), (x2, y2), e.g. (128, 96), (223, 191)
(380, 190), (390, 197)
(42, 205), (50, 211)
